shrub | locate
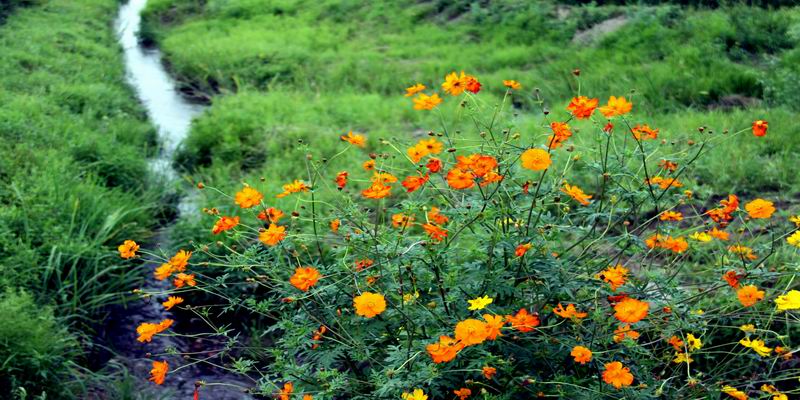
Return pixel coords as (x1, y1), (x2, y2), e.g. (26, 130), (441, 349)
(0, 289), (79, 399)
(126, 73), (799, 399)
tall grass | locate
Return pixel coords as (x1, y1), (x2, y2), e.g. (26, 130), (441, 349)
(0, 0), (163, 397)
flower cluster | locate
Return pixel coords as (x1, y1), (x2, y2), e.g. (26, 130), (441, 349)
(119, 71), (798, 399)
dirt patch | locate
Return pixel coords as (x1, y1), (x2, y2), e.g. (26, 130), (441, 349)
(572, 15), (628, 45)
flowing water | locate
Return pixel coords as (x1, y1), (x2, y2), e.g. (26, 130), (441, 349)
(106, 1), (254, 398)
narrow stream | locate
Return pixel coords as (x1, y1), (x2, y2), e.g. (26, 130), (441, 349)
(109, 1), (253, 398)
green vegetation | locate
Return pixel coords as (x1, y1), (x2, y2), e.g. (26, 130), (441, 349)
(142, 0), (800, 200)
(0, 0), (160, 397)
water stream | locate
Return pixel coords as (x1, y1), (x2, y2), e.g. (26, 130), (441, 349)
(108, 1), (253, 398)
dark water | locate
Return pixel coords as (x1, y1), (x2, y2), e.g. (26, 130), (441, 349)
(107, 1), (254, 398)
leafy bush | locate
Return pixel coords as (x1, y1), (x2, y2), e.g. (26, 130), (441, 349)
(129, 74), (800, 399)
(0, 290), (79, 399)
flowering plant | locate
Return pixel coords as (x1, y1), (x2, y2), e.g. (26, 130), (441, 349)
(122, 72), (799, 399)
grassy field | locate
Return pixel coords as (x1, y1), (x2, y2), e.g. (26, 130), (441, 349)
(1, 0), (799, 397)
(0, 0), (162, 396)
(141, 0), (800, 202)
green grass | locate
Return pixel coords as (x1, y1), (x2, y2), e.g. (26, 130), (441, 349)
(142, 0), (800, 200)
(0, 0), (163, 397)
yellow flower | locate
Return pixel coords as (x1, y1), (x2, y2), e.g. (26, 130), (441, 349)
(739, 324), (756, 333)
(401, 389), (428, 400)
(787, 231), (800, 248)
(761, 384), (788, 400)
(686, 334), (702, 351)
(739, 337), (772, 357)
(690, 232), (712, 242)
(673, 352), (693, 364)
(774, 290), (800, 311)
(467, 295), (493, 311)
(789, 215), (800, 227)
(402, 291), (419, 304)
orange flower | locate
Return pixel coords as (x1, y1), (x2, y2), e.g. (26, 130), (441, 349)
(547, 122), (572, 149)
(402, 174), (430, 193)
(453, 388), (472, 400)
(602, 361), (634, 389)
(567, 96), (598, 119)
(257, 207), (284, 223)
(752, 120), (768, 137)
(722, 270), (743, 288)
(503, 80), (521, 90)
(571, 345), (592, 364)
(353, 292), (386, 318)
(149, 360), (168, 385)
(404, 83), (426, 97)
(645, 234), (688, 253)
(259, 224), (287, 246)
(330, 218), (340, 233)
(631, 124), (659, 140)
(446, 168), (476, 190)
(599, 96), (632, 118)
(162, 296), (184, 310)
(422, 223), (448, 243)
(392, 213), (415, 228)
(234, 186), (263, 208)
(362, 182), (392, 199)
(647, 176), (683, 190)
(277, 179), (310, 198)
(482, 314), (504, 340)
(737, 285), (765, 307)
(552, 303), (588, 320)
(454, 319), (489, 346)
(118, 240), (139, 259)
(721, 386), (748, 400)
(482, 366), (497, 379)
(173, 273), (196, 288)
(427, 207), (449, 225)
(413, 93), (443, 110)
(709, 228), (730, 241)
(613, 297), (649, 324)
(335, 171), (348, 190)
(290, 267), (321, 292)
(212, 216), (240, 234)
(744, 198), (775, 219)
(597, 264), (629, 291)
(427, 335), (464, 363)
(506, 308), (540, 332)
(470, 155), (498, 177)
(659, 211), (683, 221)
(561, 183), (592, 206)
(659, 159), (678, 171)
(136, 319), (173, 343)
(354, 259), (374, 272)
(169, 250), (191, 272)
(613, 324), (640, 343)
(426, 158), (442, 173)
(515, 243), (533, 257)
(520, 148), (552, 171)
(464, 75), (482, 94)
(363, 159), (376, 170)
(668, 336), (685, 351)
(154, 263), (174, 281)
(707, 194), (739, 225)
(278, 382), (294, 400)
(340, 131), (366, 147)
